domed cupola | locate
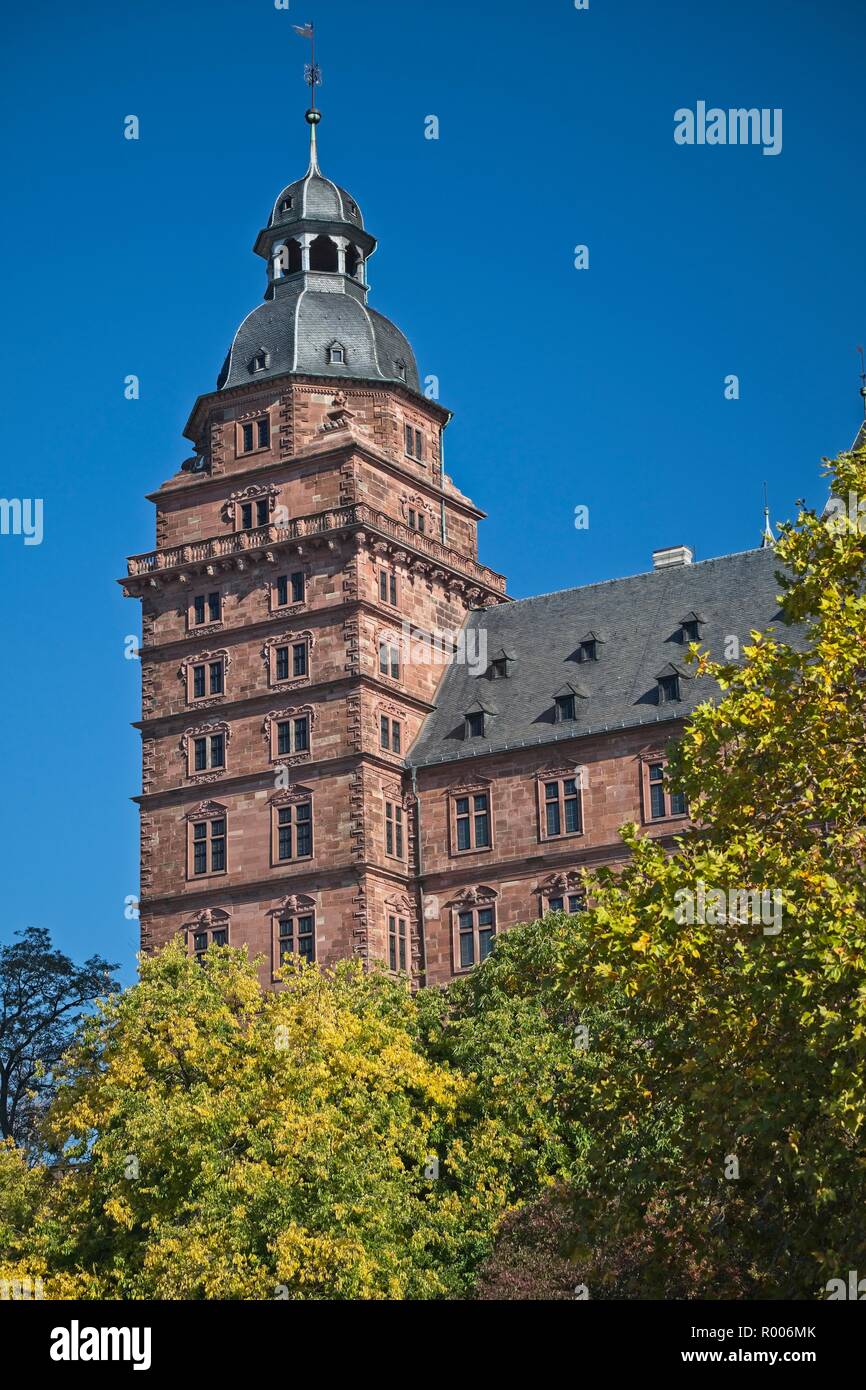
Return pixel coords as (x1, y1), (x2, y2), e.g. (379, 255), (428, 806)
(217, 109), (420, 395)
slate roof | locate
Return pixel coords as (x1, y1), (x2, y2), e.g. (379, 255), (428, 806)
(217, 282), (419, 392)
(408, 547), (792, 767)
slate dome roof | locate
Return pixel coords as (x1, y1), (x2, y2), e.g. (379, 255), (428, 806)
(268, 172), (364, 230)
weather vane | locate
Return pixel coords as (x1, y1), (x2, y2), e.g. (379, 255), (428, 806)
(293, 21), (321, 111)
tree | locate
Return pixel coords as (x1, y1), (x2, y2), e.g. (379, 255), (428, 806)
(534, 444), (866, 1297)
(0, 942), (511, 1300)
(0, 927), (118, 1148)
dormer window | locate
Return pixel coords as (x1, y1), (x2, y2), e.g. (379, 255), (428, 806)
(490, 659), (507, 680)
(328, 342), (346, 365)
(575, 631), (604, 663)
(679, 612), (705, 644)
(348, 200), (358, 216)
(250, 350), (269, 374)
(555, 693), (577, 723)
(279, 195), (293, 214)
(395, 359), (407, 379)
(658, 673), (681, 703)
(465, 711), (485, 739)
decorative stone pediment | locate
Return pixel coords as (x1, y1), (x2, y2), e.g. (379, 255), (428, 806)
(267, 893), (316, 919)
(537, 870), (584, 896)
(450, 884), (498, 908)
(268, 783), (314, 807)
(183, 907), (231, 931)
(184, 799), (228, 822)
(179, 648), (230, 680)
(223, 483), (280, 525)
(180, 720), (231, 760)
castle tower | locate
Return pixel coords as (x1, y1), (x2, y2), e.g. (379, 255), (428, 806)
(122, 112), (507, 986)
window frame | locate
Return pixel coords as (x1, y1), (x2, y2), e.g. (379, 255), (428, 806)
(274, 571), (307, 610)
(274, 911), (316, 970)
(452, 903), (496, 972)
(270, 795), (314, 865)
(538, 774), (584, 843)
(238, 415), (271, 457)
(186, 652), (228, 704)
(384, 799), (405, 860)
(188, 813), (228, 880)
(450, 787), (493, 855)
(388, 913), (408, 973)
(641, 757), (689, 825)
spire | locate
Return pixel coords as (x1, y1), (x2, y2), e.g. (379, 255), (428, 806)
(293, 21), (322, 172)
(761, 482), (775, 549)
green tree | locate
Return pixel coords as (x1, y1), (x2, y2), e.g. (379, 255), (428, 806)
(0, 927), (118, 1147)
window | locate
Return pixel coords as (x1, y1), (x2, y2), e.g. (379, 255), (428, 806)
(191, 817), (226, 876)
(279, 195), (293, 213)
(454, 793), (490, 852)
(191, 923), (228, 963)
(274, 801), (313, 862)
(380, 716), (402, 754)
(240, 497), (270, 531)
(395, 359), (407, 380)
(542, 778), (582, 839)
(465, 711), (485, 739)
(407, 508), (426, 534)
(404, 424), (424, 461)
(379, 639), (400, 680)
(328, 343), (345, 365)
(240, 417), (270, 454)
(647, 762), (688, 820)
(250, 352), (268, 373)
(456, 907), (495, 969)
(379, 569), (398, 606)
(388, 914), (407, 972)
(555, 693), (577, 723)
(192, 732), (225, 773)
(547, 893), (585, 914)
(489, 658), (508, 680)
(277, 914), (315, 967)
(276, 572), (306, 607)
(191, 658), (225, 700)
(385, 801), (404, 858)
(578, 639), (597, 663)
(192, 592), (221, 626)
(276, 715), (310, 758)
(658, 673), (681, 704)
(681, 620), (699, 644)
(271, 639), (309, 684)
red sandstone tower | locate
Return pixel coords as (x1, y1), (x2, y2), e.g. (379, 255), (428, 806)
(122, 111), (507, 987)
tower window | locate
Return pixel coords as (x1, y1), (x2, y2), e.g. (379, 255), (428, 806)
(191, 817), (226, 876)
(404, 425), (424, 461)
(380, 715), (402, 754)
(407, 509), (426, 534)
(240, 497), (271, 531)
(192, 733), (225, 774)
(310, 235), (339, 272)
(388, 914), (407, 972)
(395, 359), (407, 379)
(379, 569), (398, 607)
(277, 913), (315, 968)
(250, 351), (269, 373)
(279, 196), (293, 214)
(190, 657), (225, 701)
(275, 715), (310, 758)
(379, 640), (400, 680)
(275, 572), (306, 608)
(385, 801), (404, 858)
(192, 591), (221, 627)
(328, 343), (345, 365)
(274, 800), (313, 862)
(240, 417), (270, 454)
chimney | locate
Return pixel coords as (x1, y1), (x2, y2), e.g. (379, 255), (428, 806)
(652, 545), (694, 570)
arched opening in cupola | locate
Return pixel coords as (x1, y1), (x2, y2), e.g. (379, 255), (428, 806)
(274, 238), (302, 277)
(309, 235), (339, 272)
(345, 244), (362, 280)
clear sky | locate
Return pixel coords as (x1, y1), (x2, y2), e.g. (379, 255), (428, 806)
(1, 0), (864, 982)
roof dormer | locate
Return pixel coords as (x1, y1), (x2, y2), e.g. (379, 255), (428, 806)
(464, 698), (496, 740)
(679, 611), (705, 644)
(552, 682), (587, 723)
(655, 663), (688, 704)
(486, 648), (515, 680)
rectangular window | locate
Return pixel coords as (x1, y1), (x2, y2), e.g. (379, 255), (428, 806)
(275, 715), (310, 758)
(208, 661), (223, 695)
(277, 721), (291, 757)
(240, 417), (269, 454)
(547, 894), (585, 914)
(193, 665), (206, 699)
(208, 592), (221, 623)
(192, 924), (229, 964)
(385, 801), (404, 858)
(391, 720), (401, 754)
(454, 792), (490, 852)
(192, 733), (225, 773)
(277, 914), (315, 966)
(404, 424), (424, 461)
(388, 914), (407, 972)
(457, 907), (495, 969)
(275, 802), (313, 862)
(292, 642), (307, 678)
(192, 818), (226, 876)
(379, 641), (400, 680)
(276, 575), (289, 608)
(543, 778), (582, 839)
(379, 570), (398, 606)
(193, 595), (206, 626)
(276, 646), (290, 682)
(194, 736), (207, 772)
(291, 571), (305, 603)
(647, 762), (688, 820)
(380, 714), (390, 750)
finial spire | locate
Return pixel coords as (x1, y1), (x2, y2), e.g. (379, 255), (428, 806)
(761, 481), (775, 549)
(293, 21), (322, 172)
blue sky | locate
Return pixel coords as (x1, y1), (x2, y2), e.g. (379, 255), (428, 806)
(1, 0), (864, 982)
